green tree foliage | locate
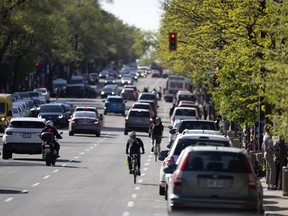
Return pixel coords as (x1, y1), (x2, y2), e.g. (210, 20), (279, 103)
(158, 0), (288, 137)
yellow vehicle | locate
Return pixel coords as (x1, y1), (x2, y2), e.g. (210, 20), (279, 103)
(0, 94), (13, 132)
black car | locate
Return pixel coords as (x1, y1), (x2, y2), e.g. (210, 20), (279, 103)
(37, 103), (69, 128)
(66, 84), (86, 98)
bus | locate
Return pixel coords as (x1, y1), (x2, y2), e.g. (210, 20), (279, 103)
(164, 75), (192, 102)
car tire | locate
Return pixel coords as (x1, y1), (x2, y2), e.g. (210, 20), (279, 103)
(122, 111), (125, 116)
(2, 147), (12, 160)
(124, 129), (128, 135)
(69, 131), (74, 136)
(104, 110), (107, 115)
(159, 186), (165, 195)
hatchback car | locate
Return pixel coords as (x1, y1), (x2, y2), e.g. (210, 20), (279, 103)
(2, 117), (46, 159)
(69, 111), (101, 137)
(164, 146), (263, 213)
(124, 108), (153, 135)
(120, 88), (138, 101)
(103, 96), (125, 116)
(158, 132), (233, 196)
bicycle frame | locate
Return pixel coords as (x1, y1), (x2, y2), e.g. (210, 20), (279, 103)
(131, 154), (139, 184)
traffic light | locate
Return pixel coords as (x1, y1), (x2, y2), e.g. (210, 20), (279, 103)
(169, 32), (177, 51)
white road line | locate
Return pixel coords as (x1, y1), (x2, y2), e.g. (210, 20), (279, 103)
(80, 152), (85, 155)
(135, 186), (140, 190)
(131, 194), (137, 199)
(42, 175), (50, 179)
(147, 159), (151, 162)
(144, 163), (150, 166)
(137, 179), (143, 183)
(143, 167), (148, 171)
(149, 155), (152, 158)
(61, 164), (66, 167)
(90, 146), (94, 149)
(21, 189), (28, 194)
(127, 201), (134, 207)
(32, 183), (40, 187)
(85, 149), (90, 152)
(5, 197), (13, 202)
(74, 156), (79, 159)
(122, 212), (129, 216)
(53, 169), (59, 173)
(141, 173), (145, 176)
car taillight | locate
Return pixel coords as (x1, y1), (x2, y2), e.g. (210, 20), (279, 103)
(71, 120), (76, 124)
(125, 117), (128, 122)
(173, 152), (190, 187)
(93, 120), (99, 124)
(166, 156), (175, 164)
(172, 115), (175, 122)
(243, 155), (257, 189)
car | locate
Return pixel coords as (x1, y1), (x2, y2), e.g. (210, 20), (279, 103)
(170, 107), (199, 125)
(123, 85), (138, 92)
(162, 70), (170, 78)
(74, 106), (103, 125)
(70, 75), (85, 84)
(104, 76), (116, 85)
(69, 111), (101, 137)
(120, 88), (138, 101)
(2, 117), (46, 159)
(100, 85), (119, 98)
(137, 99), (158, 116)
(37, 103), (69, 128)
(168, 119), (218, 145)
(33, 88), (50, 103)
(103, 95), (125, 116)
(151, 69), (161, 77)
(174, 90), (195, 105)
(121, 75), (134, 85)
(131, 102), (155, 117)
(177, 101), (201, 115)
(158, 132), (233, 197)
(98, 70), (110, 79)
(164, 146), (263, 212)
(88, 72), (99, 84)
(124, 108), (153, 135)
(66, 84), (86, 98)
(138, 92), (158, 107)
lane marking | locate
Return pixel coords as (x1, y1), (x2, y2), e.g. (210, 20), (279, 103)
(32, 183), (40, 187)
(53, 169), (59, 173)
(122, 212), (129, 216)
(143, 167), (148, 171)
(42, 175), (50, 179)
(5, 197), (13, 202)
(144, 163), (150, 166)
(138, 179), (143, 183)
(135, 186), (140, 190)
(127, 201), (134, 207)
(131, 194), (137, 199)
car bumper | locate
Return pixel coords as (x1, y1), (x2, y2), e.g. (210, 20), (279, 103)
(3, 142), (42, 154)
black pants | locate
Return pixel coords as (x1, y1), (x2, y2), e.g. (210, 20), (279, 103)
(275, 161), (281, 187)
(128, 153), (141, 170)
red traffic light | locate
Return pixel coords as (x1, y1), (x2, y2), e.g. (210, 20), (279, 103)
(169, 32), (177, 51)
(35, 62), (40, 67)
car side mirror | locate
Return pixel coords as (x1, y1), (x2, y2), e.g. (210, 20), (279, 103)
(169, 128), (176, 134)
(168, 126), (172, 129)
(163, 164), (176, 174)
(158, 150), (169, 161)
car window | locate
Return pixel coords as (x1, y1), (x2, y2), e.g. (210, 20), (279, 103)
(75, 112), (96, 118)
(140, 94), (156, 100)
(174, 139), (230, 155)
(41, 105), (62, 112)
(129, 111), (149, 117)
(184, 151), (246, 173)
(0, 103), (5, 114)
(10, 121), (45, 128)
(179, 122), (216, 132)
(175, 109), (196, 116)
(108, 98), (123, 103)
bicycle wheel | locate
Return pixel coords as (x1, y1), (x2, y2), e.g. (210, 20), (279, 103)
(133, 157), (137, 184)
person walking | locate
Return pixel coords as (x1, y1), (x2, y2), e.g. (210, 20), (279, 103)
(262, 125), (276, 190)
(274, 141), (288, 189)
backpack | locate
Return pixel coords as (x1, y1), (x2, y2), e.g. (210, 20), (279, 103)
(129, 138), (140, 152)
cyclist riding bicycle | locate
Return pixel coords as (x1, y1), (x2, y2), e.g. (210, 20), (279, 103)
(150, 117), (164, 154)
(125, 131), (145, 175)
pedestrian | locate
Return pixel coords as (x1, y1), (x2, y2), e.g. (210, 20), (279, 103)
(262, 125), (277, 190)
(274, 141), (288, 189)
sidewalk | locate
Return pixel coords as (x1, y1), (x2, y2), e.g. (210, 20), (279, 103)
(261, 177), (288, 216)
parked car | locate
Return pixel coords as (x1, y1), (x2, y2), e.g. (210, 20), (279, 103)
(103, 95), (126, 116)
(158, 132), (233, 197)
(174, 90), (195, 105)
(120, 88), (138, 101)
(124, 108), (153, 135)
(170, 107), (199, 125)
(2, 117), (46, 159)
(33, 88), (50, 103)
(37, 103), (69, 128)
(69, 111), (101, 137)
(164, 146), (263, 213)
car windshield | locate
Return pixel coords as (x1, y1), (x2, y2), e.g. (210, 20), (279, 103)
(129, 111), (149, 117)
(179, 122), (216, 132)
(0, 103), (5, 114)
(10, 121), (45, 128)
(140, 94), (156, 100)
(108, 98), (122, 103)
(174, 139), (230, 155)
(41, 105), (62, 112)
(75, 112), (96, 118)
(184, 151), (246, 173)
(175, 109), (196, 116)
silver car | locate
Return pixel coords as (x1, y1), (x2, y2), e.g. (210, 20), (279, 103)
(164, 146), (263, 213)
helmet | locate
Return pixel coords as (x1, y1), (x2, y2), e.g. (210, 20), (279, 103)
(129, 131), (136, 139)
(156, 117), (161, 123)
(45, 120), (54, 127)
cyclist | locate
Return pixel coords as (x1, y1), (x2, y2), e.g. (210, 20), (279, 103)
(150, 117), (164, 155)
(41, 120), (62, 157)
(125, 131), (145, 175)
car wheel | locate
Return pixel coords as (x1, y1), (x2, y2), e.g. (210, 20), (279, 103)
(96, 131), (100, 137)
(104, 110), (107, 115)
(159, 186), (165, 196)
(122, 111), (125, 116)
(69, 131), (74, 136)
(124, 129), (128, 135)
(2, 146), (12, 159)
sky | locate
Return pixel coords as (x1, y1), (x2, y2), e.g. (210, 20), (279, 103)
(101, 0), (163, 31)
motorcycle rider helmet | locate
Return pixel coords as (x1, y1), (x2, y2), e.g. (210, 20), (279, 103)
(129, 131), (136, 139)
(45, 120), (54, 127)
(156, 117), (161, 123)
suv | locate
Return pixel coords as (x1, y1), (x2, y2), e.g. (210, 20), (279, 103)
(103, 96), (125, 116)
(2, 117), (46, 159)
(170, 107), (199, 125)
(158, 132), (232, 196)
(124, 108), (153, 135)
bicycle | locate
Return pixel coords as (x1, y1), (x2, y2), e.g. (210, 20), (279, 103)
(130, 154), (139, 184)
(153, 143), (160, 162)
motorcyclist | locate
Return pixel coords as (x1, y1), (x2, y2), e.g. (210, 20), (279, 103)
(126, 131), (145, 175)
(41, 120), (62, 157)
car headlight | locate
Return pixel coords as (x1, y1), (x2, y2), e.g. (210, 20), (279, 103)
(58, 114), (63, 119)
(101, 91), (105, 94)
(38, 114), (42, 118)
(112, 92), (115, 95)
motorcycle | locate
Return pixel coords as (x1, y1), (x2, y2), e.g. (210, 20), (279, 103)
(40, 131), (62, 166)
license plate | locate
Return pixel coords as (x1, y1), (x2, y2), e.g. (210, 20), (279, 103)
(22, 133), (31, 138)
(206, 179), (224, 188)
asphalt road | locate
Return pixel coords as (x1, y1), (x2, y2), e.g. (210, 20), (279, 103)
(0, 76), (262, 216)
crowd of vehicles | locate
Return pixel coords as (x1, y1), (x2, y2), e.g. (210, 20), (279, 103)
(0, 68), (264, 213)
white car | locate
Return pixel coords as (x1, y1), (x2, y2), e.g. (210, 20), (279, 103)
(170, 107), (199, 125)
(2, 117), (46, 159)
(33, 88), (50, 103)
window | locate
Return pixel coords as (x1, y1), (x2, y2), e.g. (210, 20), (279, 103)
(129, 111), (149, 118)
(10, 121), (45, 128)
